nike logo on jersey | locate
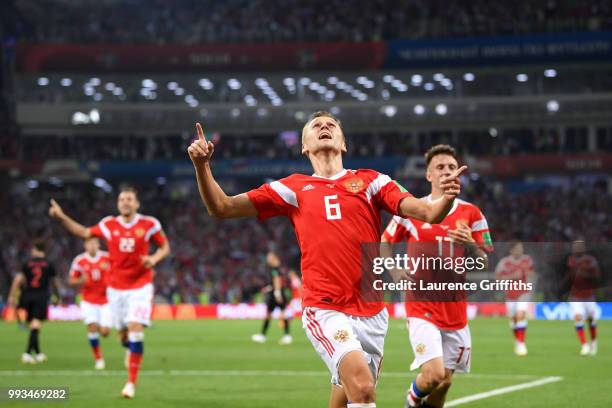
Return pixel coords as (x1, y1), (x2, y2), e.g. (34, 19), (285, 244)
(440, 225), (449, 230)
(302, 184), (315, 191)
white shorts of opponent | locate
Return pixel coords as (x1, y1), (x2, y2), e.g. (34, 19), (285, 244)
(407, 317), (472, 373)
(106, 283), (154, 330)
(80, 300), (112, 328)
(569, 301), (599, 320)
(302, 306), (388, 386)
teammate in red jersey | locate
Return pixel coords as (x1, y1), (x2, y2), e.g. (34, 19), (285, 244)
(68, 237), (112, 370)
(381, 145), (492, 408)
(187, 112), (465, 408)
(565, 240), (601, 356)
(49, 186), (170, 398)
(494, 241), (535, 356)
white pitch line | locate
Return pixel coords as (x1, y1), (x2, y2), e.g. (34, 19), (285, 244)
(0, 370), (540, 381)
(445, 376), (563, 407)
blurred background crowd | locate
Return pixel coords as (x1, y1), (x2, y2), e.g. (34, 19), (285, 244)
(1, 0), (611, 305)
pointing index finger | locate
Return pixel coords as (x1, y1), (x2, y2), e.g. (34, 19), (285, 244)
(453, 165), (468, 178)
(196, 122), (206, 142)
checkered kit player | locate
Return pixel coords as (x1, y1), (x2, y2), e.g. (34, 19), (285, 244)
(49, 187), (170, 398)
(187, 112), (465, 407)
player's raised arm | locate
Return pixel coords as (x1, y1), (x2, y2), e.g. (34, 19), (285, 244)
(188, 123), (258, 218)
(49, 199), (91, 239)
(398, 166), (467, 224)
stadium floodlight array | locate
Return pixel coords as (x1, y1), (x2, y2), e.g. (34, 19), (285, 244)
(19, 67), (603, 108)
(16, 66), (612, 134)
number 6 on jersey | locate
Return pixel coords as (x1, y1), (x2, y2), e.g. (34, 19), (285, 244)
(324, 195), (342, 220)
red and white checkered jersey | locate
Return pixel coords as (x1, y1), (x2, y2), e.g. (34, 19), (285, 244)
(383, 196), (493, 330)
(247, 168), (412, 317)
(69, 251), (111, 305)
(495, 254), (535, 300)
(89, 214), (166, 290)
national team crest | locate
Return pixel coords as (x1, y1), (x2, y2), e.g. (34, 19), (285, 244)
(333, 329), (350, 343)
(343, 178), (364, 193)
(415, 343), (427, 355)
(135, 228), (145, 237)
(100, 261), (110, 270)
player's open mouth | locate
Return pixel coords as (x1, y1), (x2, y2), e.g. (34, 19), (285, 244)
(318, 132), (332, 140)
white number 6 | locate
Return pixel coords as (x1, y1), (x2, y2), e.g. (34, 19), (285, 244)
(324, 195), (342, 220)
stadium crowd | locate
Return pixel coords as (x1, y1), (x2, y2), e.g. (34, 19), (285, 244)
(13, 0), (612, 44)
(12, 129), (612, 162)
(1, 176), (610, 305)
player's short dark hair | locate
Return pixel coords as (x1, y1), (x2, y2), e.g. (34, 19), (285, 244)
(119, 185), (139, 199)
(424, 144), (457, 166)
(32, 238), (46, 252)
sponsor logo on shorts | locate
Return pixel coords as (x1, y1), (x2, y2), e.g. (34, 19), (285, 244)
(333, 329), (350, 343)
(415, 343), (427, 355)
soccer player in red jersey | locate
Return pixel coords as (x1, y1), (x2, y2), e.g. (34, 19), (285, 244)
(49, 187), (170, 398)
(381, 145), (492, 408)
(494, 241), (535, 356)
(68, 237), (112, 369)
(566, 240), (601, 356)
(187, 112), (465, 408)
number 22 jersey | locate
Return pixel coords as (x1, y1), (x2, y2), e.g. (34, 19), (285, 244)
(89, 214), (166, 290)
(247, 168), (412, 317)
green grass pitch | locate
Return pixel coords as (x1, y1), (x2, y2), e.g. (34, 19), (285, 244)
(0, 318), (610, 407)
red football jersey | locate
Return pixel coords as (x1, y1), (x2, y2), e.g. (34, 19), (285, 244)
(70, 251), (111, 304)
(247, 168), (412, 316)
(494, 255), (534, 300)
(567, 254), (600, 300)
(383, 197), (492, 330)
(89, 214), (166, 290)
